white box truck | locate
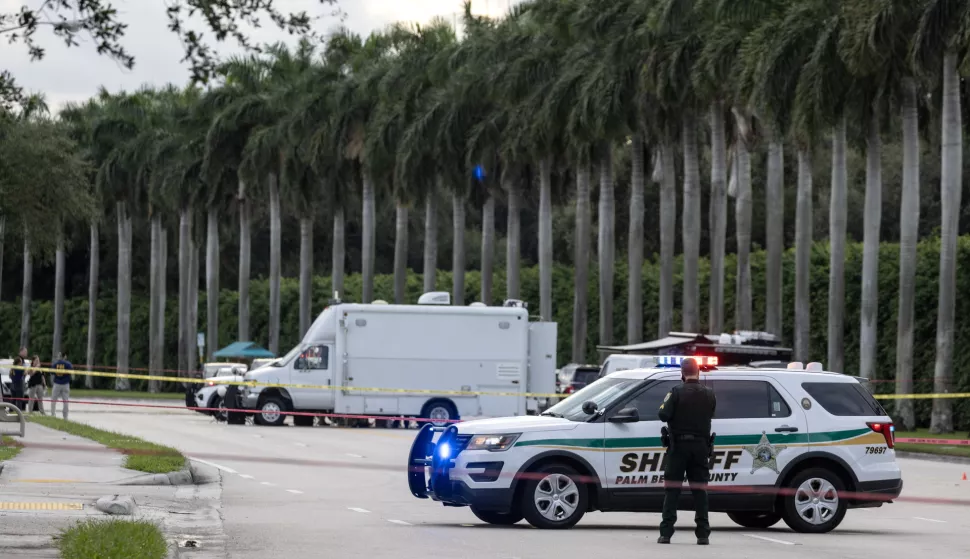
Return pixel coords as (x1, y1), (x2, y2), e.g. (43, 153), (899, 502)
(235, 293), (558, 426)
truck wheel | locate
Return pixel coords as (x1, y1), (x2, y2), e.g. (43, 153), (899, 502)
(255, 396), (287, 427)
(470, 507), (523, 525)
(780, 468), (847, 533)
(520, 464), (587, 529)
(210, 395), (228, 422)
(293, 414), (314, 427)
(727, 511), (781, 529)
(421, 400), (458, 427)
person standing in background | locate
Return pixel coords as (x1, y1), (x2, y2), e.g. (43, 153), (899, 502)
(9, 354), (26, 411)
(26, 355), (46, 414)
(51, 353), (72, 419)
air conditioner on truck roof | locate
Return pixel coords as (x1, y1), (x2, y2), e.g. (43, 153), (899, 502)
(417, 291), (451, 305)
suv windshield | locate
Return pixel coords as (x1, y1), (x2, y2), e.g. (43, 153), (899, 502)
(543, 377), (640, 421)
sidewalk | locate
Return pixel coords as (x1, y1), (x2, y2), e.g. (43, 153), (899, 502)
(0, 422), (228, 558)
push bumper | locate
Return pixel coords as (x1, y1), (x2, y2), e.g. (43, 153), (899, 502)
(407, 424), (516, 513)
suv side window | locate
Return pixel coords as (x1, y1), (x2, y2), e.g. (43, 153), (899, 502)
(713, 380), (792, 419)
(626, 380), (681, 421)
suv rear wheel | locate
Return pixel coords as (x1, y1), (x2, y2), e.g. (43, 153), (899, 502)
(781, 468), (847, 533)
(727, 511), (782, 529)
(520, 464), (587, 529)
(470, 508), (523, 525)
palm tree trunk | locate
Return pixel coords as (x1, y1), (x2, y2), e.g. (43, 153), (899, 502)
(735, 137), (752, 330)
(794, 149), (813, 362)
(361, 170), (376, 303)
(149, 214), (162, 393)
(205, 208), (219, 362)
(598, 144), (615, 345)
(179, 208), (190, 377)
(115, 202), (132, 391)
(481, 195), (495, 305)
(452, 192), (466, 305)
(393, 203), (409, 303)
(572, 162), (592, 363)
(20, 236), (31, 349)
(85, 223), (99, 389)
(708, 102), (728, 334)
(332, 206), (345, 297)
(860, 111), (882, 380)
(828, 116), (848, 373)
(627, 137), (645, 343)
(52, 226), (66, 357)
(539, 158), (553, 321)
(159, 227), (168, 376)
(658, 138), (676, 337)
(505, 177), (521, 300)
(682, 113), (701, 332)
(895, 77), (920, 430)
(423, 194), (438, 294)
(189, 229), (200, 374)
(0, 216), (5, 303)
(238, 194), (251, 342)
(299, 217), (313, 337)
(931, 50), (961, 434)
(765, 133), (785, 336)
(268, 174), (281, 354)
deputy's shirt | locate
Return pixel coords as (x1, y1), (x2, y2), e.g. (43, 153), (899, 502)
(52, 359), (73, 385)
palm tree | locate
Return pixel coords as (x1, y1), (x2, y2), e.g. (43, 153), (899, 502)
(912, 0), (966, 433)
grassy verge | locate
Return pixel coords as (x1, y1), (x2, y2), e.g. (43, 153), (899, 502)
(59, 519), (167, 559)
(28, 416), (185, 474)
(70, 389), (184, 401)
(895, 428), (970, 458)
(0, 435), (22, 461)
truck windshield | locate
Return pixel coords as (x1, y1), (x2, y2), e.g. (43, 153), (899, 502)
(272, 345), (303, 367)
(542, 377), (640, 421)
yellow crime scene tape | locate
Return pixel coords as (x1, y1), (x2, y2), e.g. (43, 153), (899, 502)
(18, 365), (970, 401)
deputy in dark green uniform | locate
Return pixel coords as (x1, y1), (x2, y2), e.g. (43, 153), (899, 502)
(656, 357), (717, 545)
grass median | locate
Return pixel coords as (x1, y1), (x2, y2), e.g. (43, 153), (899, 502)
(895, 428), (970, 459)
(28, 416), (185, 474)
(59, 519), (167, 559)
(0, 435), (22, 461)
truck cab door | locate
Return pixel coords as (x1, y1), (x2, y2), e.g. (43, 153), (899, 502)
(291, 344), (334, 410)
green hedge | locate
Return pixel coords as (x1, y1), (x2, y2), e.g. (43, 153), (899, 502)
(3, 236), (969, 429)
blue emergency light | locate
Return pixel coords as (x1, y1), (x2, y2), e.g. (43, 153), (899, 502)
(657, 355), (719, 367)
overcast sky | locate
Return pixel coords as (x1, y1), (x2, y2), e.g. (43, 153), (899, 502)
(5, 0), (519, 112)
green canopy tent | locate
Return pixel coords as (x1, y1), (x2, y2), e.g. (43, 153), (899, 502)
(212, 341), (276, 360)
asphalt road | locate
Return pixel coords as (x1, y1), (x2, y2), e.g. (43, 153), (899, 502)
(63, 399), (970, 559)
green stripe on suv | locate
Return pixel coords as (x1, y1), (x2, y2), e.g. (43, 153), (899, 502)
(514, 428), (871, 449)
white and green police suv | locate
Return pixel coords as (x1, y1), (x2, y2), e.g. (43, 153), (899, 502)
(407, 356), (902, 532)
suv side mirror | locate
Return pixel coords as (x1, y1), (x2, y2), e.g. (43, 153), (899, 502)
(581, 401), (599, 415)
(609, 407), (640, 423)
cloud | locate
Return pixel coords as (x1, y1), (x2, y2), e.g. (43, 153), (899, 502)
(4, 0), (501, 111)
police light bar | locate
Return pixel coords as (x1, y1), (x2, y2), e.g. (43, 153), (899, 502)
(657, 355), (718, 367)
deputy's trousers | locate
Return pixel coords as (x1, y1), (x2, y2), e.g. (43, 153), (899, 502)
(659, 440), (710, 539)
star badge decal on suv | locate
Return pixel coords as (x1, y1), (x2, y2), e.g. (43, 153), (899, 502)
(742, 432), (788, 474)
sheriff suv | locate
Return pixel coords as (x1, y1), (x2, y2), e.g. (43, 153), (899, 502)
(407, 357), (902, 533)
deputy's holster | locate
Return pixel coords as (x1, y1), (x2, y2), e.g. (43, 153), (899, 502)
(708, 433), (717, 457)
(661, 426), (670, 448)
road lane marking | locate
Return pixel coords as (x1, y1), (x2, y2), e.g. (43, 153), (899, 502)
(11, 479), (91, 484)
(743, 534), (795, 546)
(346, 453), (363, 458)
(913, 517), (946, 523)
(238, 475), (254, 479)
(253, 434), (262, 439)
(286, 490), (304, 494)
(294, 443), (307, 447)
(348, 507), (370, 513)
(260, 482), (276, 487)
(189, 457), (238, 474)
(0, 502), (84, 511)
(387, 519), (410, 525)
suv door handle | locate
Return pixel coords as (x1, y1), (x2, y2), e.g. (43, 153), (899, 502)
(775, 426), (798, 433)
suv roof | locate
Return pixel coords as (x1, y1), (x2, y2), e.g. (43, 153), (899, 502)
(608, 365), (852, 382)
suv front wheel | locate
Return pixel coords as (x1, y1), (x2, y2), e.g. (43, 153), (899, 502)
(781, 468), (848, 533)
(520, 464), (588, 529)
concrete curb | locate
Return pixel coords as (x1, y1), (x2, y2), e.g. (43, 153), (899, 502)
(115, 466), (194, 486)
(896, 450), (970, 465)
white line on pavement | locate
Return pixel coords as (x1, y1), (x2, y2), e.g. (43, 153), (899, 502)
(743, 534), (796, 546)
(253, 434), (262, 438)
(261, 482), (276, 487)
(295, 443), (307, 447)
(387, 520), (411, 525)
(346, 453), (363, 458)
(348, 507), (370, 513)
(238, 475), (254, 479)
(913, 517), (947, 523)
(189, 457), (238, 474)
(286, 490), (304, 494)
